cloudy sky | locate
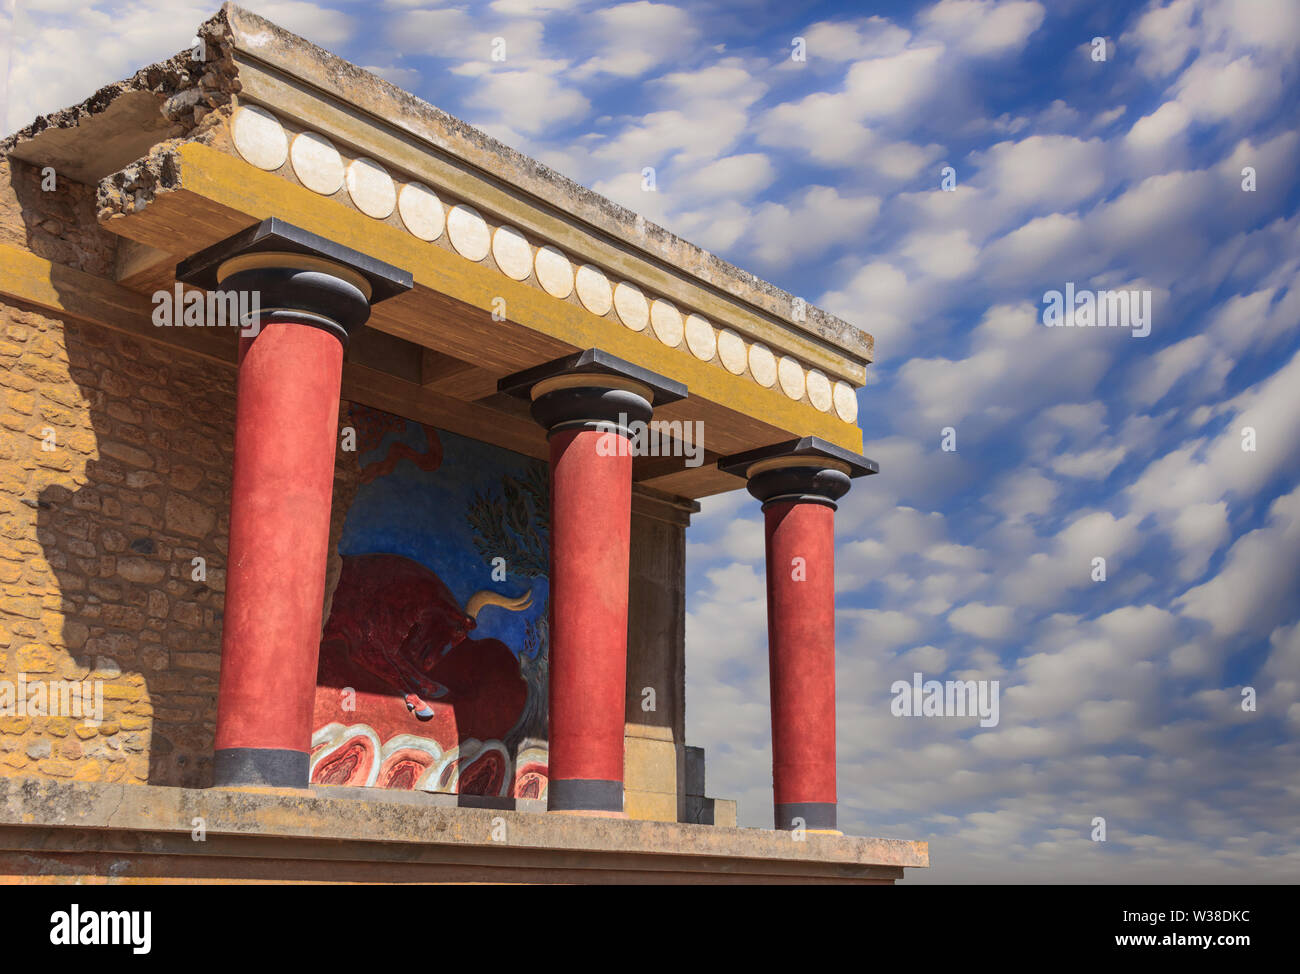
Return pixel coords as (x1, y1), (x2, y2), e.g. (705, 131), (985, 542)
(6, 0), (1299, 882)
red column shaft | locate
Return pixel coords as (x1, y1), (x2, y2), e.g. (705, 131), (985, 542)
(214, 320), (344, 762)
(764, 500), (837, 815)
(547, 428), (632, 806)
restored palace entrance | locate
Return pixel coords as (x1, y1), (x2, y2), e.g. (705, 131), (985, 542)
(0, 4), (926, 883)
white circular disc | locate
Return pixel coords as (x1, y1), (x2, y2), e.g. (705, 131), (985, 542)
(748, 342), (776, 386)
(614, 281), (649, 331)
(833, 380), (859, 423)
(717, 328), (747, 374)
(684, 314), (716, 361)
(778, 355), (806, 400)
(650, 299), (684, 347)
(535, 245), (574, 299)
(398, 182), (445, 241)
(231, 105), (287, 171)
(492, 225), (533, 281)
(806, 369), (833, 412)
(345, 157), (396, 219)
(289, 131), (343, 195)
(575, 264), (613, 315)
(447, 204), (491, 261)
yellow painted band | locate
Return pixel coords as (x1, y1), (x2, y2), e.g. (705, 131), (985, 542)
(530, 372), (654, 402)
(745, 455), (851, 478)
(170, 144), (864, 452)
(217, 251), (373, 300)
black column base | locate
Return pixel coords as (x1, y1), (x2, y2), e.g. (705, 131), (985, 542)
(775, 801), (837, 831)
(213, 747), (309, 788)
(547, 778), (624, 813)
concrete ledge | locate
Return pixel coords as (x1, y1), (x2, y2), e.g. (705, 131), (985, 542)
(0, 777), (927, 884)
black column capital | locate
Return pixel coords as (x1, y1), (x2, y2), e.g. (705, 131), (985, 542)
(175, 217), (413, 345)
(499, 348), (686, 436)
(719, 436), (877, 510)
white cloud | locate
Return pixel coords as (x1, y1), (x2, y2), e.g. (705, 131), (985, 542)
(1127, 347), (1300, 523)
(918, 0), (1045, 57)
(464, 67), (591, 133)
(1177, 486), (1300, 638)
(800, 17), (911, 62)
(674, 153), (775, 199)
(1000, 510), (1142, 607)
(949, 602), (1016, 640)
(843, 44), (946, 119)
(841, 608), (926, 649)
(819, 261), (917, 356)
(1049, 446), (1127, 480)
(747, 187), (881, 268)
(6, 0), (216, 130)
(1122, 0), (1197, 78)
(1173, 53), (1284, 124)
(900, 229), (979, 280)
(973, 135), (1109, 211)
(895, 303), (1115, 437)
(572, 1), (697, 79)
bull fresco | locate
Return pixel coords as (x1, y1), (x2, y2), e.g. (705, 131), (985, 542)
(310, 406), (550, 799)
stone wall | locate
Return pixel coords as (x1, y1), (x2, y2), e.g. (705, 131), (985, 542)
(0, 158), (364, 789)
(623, 492), (692, 821)
(0, 296), (363, 788)
(0, 298), (233, 787)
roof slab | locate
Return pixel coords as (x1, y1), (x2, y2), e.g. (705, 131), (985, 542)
(1, 3), (877, 499)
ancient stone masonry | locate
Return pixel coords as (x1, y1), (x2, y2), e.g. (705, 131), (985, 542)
(0, 300), (226, 787)
(0, 157), (363, 788)
(0, 289), (360, 789)
(2, 9), (242, 188)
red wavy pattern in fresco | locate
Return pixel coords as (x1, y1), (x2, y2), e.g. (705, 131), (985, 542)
(350, 405), (442, 482)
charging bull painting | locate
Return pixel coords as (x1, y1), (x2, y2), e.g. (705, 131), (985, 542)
(311, 406), (550, 799)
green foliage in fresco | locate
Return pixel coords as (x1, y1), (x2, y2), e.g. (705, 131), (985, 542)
(466, 463), (549, 579)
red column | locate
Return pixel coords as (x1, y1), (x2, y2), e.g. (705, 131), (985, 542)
(547, 427), (633, 813)
(499, 350), (685, 814)
(719, 437), (876, 833)
(175, 219), (412, 788)
(212, 322), (345, 787)
(765, 499), (838, 832)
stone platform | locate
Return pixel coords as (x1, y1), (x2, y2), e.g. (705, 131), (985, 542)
(0, 777), (928, 884)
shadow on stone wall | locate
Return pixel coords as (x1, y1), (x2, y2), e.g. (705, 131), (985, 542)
(36, 313), (237, 788)
(3, 158), (359, 787)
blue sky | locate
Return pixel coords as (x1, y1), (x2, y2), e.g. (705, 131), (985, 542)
(6, 0), (1298, 882)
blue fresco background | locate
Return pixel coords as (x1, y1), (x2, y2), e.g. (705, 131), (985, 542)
(339, 420), (549, 660)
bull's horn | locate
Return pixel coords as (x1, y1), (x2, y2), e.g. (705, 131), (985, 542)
(466, 588), (533, 619)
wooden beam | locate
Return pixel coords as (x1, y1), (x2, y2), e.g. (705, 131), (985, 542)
(113, 238), (178, 294)
(420, 347), (475, 386)
(0, 241), (550, 460)
(348, 328), (422, 384)
(641, 465), (745, 499)
(419, 348), (501, 399)
(1, 242), (234, 364)
(343, 364), (546, 461)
